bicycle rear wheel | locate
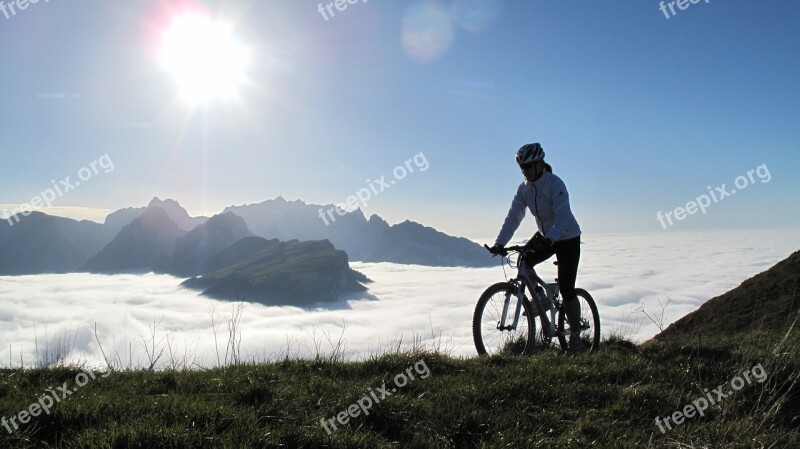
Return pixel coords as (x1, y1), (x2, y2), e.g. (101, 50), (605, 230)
(556, 288), (601, 353)
(473, 282), (536, 356)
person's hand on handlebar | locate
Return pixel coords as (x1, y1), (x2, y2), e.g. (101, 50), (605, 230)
(485, 243), (506, 256)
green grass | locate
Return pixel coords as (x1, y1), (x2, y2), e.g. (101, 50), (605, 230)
(1, 332), (797, 449)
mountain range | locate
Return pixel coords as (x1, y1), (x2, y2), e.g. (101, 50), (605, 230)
(0, 197), (495, 305)
(223, 197), (492, 266)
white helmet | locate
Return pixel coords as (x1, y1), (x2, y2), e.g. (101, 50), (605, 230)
(516, 143), (545, 165)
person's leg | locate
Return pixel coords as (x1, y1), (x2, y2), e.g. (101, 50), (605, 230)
(555, 236), (580, 294)
(554, 237), (583, 352)
(523, 244), (555, 267)
(521, 232), (555, 265)
(521, 239), (557, 335)
(523, 241), (554, 304)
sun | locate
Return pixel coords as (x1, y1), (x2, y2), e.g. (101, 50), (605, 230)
(159, 14), (249, 105)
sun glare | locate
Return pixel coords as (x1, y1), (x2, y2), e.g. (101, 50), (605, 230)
(159, 14), (249, 105)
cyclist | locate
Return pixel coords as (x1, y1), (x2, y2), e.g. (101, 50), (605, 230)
(488, 143), (585, 353)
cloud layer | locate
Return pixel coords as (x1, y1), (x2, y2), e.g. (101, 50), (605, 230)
(1, 229), (797, 369)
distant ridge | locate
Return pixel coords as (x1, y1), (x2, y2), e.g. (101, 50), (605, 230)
(0, 212), (112, 275)
(81, 207), (186, 273)
(224, 197), (493, 267)
(162, 212), (254, 277)
(94, 196), (493, 267)
(104, 197), (207, 236)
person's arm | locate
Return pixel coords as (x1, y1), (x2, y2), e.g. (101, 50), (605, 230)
(543, 176), (574, 243)
(495, 184), (526, 246)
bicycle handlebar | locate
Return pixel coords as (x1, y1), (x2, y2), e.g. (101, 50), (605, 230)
(484, 244), (560, 269)
(483, 244), (527, 257)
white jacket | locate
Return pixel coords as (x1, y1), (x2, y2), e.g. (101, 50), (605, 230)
(494, 171), (582, 246)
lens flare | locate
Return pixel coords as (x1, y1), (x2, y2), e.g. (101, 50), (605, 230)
(402, 2), (455, 64)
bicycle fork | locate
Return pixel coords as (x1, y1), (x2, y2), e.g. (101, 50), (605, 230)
(496, 284), (525, 331)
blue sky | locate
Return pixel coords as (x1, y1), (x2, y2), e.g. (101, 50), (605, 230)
(1, 0), (798, 241)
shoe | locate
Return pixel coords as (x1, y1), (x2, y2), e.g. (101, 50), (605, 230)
(569, 331), (586, 354)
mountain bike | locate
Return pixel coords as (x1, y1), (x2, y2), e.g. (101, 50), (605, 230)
(473, 244), (600, 355)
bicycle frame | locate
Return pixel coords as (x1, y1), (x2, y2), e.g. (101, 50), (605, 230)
(498, 251), (560, 337)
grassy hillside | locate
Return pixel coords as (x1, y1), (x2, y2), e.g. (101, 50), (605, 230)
(651, 250), (800, 349)
(0, 336), (797, 448)
(1, 252), (798, 448)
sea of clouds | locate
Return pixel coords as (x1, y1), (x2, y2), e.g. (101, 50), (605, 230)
(1, 229), (797, 369)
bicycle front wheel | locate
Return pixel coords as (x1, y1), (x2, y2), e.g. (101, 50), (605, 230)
(473, 282), (536, 356)
(557, 288), (601, 353)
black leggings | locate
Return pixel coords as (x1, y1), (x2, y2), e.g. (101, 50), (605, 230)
(523, 236), (581, 300)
